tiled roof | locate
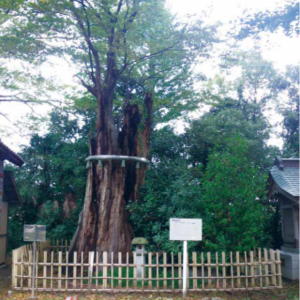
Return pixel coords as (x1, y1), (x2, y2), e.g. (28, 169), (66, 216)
(0, 140), (24, 166)
(270, 158), (299, 198)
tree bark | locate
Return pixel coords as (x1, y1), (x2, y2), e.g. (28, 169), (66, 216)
(70, 93), (153, 253)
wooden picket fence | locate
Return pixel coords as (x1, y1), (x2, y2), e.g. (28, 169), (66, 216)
(12, 242), (282, 292)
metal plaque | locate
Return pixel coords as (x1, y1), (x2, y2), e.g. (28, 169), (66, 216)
(169, 218), (202, 241)
(24, 225), (46, 242)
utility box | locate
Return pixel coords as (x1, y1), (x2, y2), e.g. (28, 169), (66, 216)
(132, 237), (148, 279)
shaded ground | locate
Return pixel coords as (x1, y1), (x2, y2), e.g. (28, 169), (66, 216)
(0, 265), (298, 300)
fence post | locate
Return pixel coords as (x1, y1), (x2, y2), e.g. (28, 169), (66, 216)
(58, 251), (62, 289)
(250, 251), (255, 287)
(103, 251), (108, 288)
(192, 252), (197, 289)
(264, 248), (269, 286)
(148, 252), (152, 288)
(270, 249), (276, 286)
(73, 252), (77, 289)
(12, 249), (17, 288)
(163, 252), (167, 289)
(222, 252), (226, 289)
(43, 251), (47, 289)
(236, 252), (240, 288)
(118, 252), (122, 288)
(276, 250), (282, 287)
(207, 252), (211, 288)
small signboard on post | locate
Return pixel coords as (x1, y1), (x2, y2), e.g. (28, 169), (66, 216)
(170, 218), (202, 241)
(24, 225), (46, 242)
(24, 225), (46, 299)
(169, 218), (202, 297)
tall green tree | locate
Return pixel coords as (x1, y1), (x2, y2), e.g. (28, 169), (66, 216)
(9, 109), (88, 249)
(1, 0), (215, 252)
(186, 98), (271, 168)
(200, 136), (269, 251)
(281, 65), (299, 157)
(237, 1), (298, 38)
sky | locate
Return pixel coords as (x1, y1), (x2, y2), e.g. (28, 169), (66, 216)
(0, 0), (298, 151)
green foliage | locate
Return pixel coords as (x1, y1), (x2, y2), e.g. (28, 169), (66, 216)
(8, 109), (89, 249)
(130, 127), (273, 252)
(186, 98), (271, 169)
(281, 66), (299, 157)
(0, 0), (217, 124)
(129, 127), (202, 252)
(237, 1), (299, 38)
(200, 136), (269, 251)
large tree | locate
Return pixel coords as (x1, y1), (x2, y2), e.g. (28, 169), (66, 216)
(1, 0), (215, 252)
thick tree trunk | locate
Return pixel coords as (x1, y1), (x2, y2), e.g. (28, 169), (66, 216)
(70, 93), (153, 253)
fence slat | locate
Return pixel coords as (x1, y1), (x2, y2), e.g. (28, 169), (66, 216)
(73, 252), (77, 289)
(58, 251), (62, 289)
(270, 249), (276, 286)
(65, 251), (69, 290)
(207, 252), (212, 288)
(80, 252), (84, 289)
(156, 252), (159, 289)
(43, 251), (47, 289)
(201, 252), (204, 289)
(264, 248), (269, 286)
(50, 251), (54, 290)
(215, 252), (219, 289)
(118, 252), (122, 288)
(103, 252), (108, 289)
(192, 252), (197, 289)
(12, 249), (17, 288)
(171, 252), (174, 290)
(258, 248), (263, 288)
(250, 251), (255, 287)
(244, 251), (248, 288)
(235, 251), (240, 288)
(222, 252), (226, 289)
(178, 252), (182, 289)
(148, 252), (152, 288)
(11, 244), (282, 293)
(230, 251), (234, 289)
(96, 252), (99, 291)
(28, 250), (32, 289)
(276, 250), (282, 287)
(111, 252), (114, 288)
(126, 252), (129, 290)
(163, 252), (167, 289)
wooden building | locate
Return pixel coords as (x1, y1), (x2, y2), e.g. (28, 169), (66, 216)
(269, 157), (299, 280)
(0, 140), (23, 264)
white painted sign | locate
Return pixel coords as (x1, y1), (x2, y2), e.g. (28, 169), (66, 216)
(169, 218), (202, 241)
(24, 224), (46, 242)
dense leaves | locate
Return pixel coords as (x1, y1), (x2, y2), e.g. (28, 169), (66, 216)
(200, 137), (269, 251)
(7, 110), (88, 250)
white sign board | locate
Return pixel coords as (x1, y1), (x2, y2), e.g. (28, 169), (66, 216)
(169, 218), (202, 241)
(24, 225), (46, 242)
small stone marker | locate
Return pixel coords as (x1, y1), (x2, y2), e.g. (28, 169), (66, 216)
(132, 237), (148, 279)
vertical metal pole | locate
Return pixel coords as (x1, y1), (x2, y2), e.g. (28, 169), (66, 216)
(183, 240), (188, 297)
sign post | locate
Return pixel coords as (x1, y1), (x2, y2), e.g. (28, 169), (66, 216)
(169, 218), (202, 297)
(24, 225), (46, 300)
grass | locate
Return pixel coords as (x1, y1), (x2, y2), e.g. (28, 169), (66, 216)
(93, 266), (183, 289)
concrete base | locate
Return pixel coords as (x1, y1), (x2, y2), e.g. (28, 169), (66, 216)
(280, 247), (299, 280)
